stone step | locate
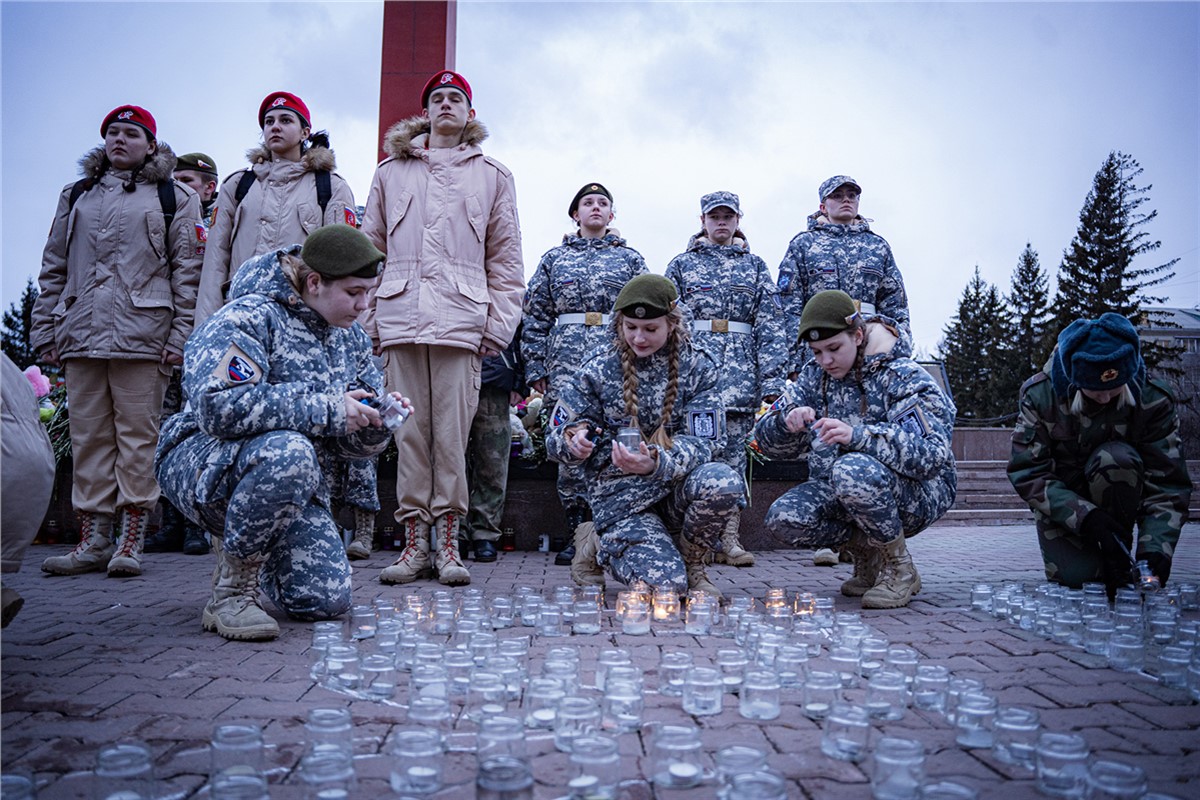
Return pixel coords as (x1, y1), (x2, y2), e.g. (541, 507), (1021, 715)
(934, 508), (1034, 526)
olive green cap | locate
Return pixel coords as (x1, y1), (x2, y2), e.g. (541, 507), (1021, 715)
(174, 152), (219, 176)
(613, 274), (677, 320)
(798, 290), (860, 342)
(300, 226), (385, 280)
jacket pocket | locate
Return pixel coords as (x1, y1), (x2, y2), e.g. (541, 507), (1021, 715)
(296, 202), (320, 235)
(438, 271), (489, 342)
(387, 191), (414, 235)
(123, 277), (175, 351)
(374, 276), (414, 340)
(465, 195), (486, 243)
(146, 210), (167, 261)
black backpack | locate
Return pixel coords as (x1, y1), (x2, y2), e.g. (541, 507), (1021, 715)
(69, 178), (177, 226)
(233, 169), (332, 218)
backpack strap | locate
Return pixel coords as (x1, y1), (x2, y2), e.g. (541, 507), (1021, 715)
(68, 178), (94, 211)
(234, 170), (258, 204)
(157, 180), (177, 230)
(315, 169), (331, 218)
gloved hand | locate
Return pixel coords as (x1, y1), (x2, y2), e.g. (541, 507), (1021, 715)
(1138, 551), (1172, 586)
(1080, 507), (1136, 590)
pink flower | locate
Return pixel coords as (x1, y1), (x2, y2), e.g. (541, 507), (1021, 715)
(23, 365), (51, 398)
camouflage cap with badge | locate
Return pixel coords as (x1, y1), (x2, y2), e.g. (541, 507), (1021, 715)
(798, 290), (860, 342)
(818, 175), (861, 203)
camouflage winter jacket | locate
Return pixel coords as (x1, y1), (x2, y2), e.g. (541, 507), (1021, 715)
(1008, 360), (1191, 558)
(665, 233), (788, 411)
(157, 247), (390, 509)
(754, 327), (956, 494)
(520, 230), (646, 399)
(776, 212), (911, 370)
(544, 335), (726, 530)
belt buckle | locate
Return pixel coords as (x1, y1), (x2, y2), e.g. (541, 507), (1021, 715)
(711, 318), (729, 333)
(585, 311), (603, 326)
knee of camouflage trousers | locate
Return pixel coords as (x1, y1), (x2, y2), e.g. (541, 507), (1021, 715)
(1083, 441), (1144, 528)
(764, 480), (856, 549)
(829, 453), (903, 544)
(1037, 520), (1108, 590)
(260, 504), (353, 620)
(681, 462), (744, 550)
(598, 514), (687, 593)
(224, 431), (324, 559)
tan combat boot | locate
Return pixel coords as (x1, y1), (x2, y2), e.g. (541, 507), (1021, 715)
(107, 506), (150, 577)
(570, 521), (605, 587)
(861, 535), (920, 609)
(346, 508), (376, 560)
(715, 511), (755, 567)
(840, 532), (882, 597)
(679, 535), (723, 600)
(203, 545), (279, 641)
(813, 547), (840, 566)
(41, 511), (114, 575)
(379, 519), (433, 584)
(433, 512), (470, 586)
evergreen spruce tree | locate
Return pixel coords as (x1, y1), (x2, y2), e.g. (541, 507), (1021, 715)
(1006, 243), (1053, 379)
(1052, 151), (1180, 370)
(2, 278), (40, 369)
(938, 267), (1016, 421)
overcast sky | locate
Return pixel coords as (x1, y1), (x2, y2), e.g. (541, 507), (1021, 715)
(2, 1), (1196, 357)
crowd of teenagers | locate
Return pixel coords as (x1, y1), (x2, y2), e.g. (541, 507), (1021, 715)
(2, 70), (1188, 639)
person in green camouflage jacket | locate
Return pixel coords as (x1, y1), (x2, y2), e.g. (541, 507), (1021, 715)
(1008, 313), (1190, 591)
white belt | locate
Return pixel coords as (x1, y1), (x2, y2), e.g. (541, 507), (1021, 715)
(557, 312), (611, 326)
(693, 319), (752, 334)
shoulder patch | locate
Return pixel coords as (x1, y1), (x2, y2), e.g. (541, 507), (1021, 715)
(777, 273), (791, 293)
(215, 343), (262, 386)
(550, 399), (577, 428)
(894, 402), (931, 438)
(344, 206), (357, 226)
(688, 408), (721, 439)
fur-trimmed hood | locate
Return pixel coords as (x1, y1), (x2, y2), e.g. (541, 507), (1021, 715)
(78, 141), (178, 184)
(381, 116), (489, 160)
(244, 144), (337, 173)
(685, 232), (749, 252)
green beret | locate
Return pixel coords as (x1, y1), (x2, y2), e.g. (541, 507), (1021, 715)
(301, 226), (385, 280)
(798, 290), (860, 342)
(614, 274), (677, 320)
(174, 152), (219, 176)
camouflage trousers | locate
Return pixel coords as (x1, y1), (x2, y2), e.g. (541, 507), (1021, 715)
(157, 430), (352, 620)
(715, 411), (753, 505)
(1037, 441), (1143, 588)
(465, 385), (511, 543)
(331, 456), (380, 513)
(765, 452), (949, 548)
(597, 462), (742, 593)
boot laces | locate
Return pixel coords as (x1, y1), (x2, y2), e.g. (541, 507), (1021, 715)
(439, 513), (460, 563)
(395, 520), (425, 564)
(70, 513), (99, 556)
(114, 508), (147, 557)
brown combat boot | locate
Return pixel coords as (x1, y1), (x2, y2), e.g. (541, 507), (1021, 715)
(41, 511), (114, 575)
(433, 512), (470, 586)
(380, 519), (432, 584)
(570, 521), (605, 587)
(715, 511), (755, 567)
(203, 544), (279, 641)
(679, 534), (723, 600)
(861, 536), (920, 609)
(107, 506), (150, 577)
(346, 508), (376, 560)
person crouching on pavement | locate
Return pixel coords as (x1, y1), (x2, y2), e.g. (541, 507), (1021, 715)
(754, 290), (957, 609)
(544, 274), (742, 597)
(1008, 313), (1190, 594)
(155, 226), (409, 641)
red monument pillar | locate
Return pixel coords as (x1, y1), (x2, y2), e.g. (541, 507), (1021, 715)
(378, 0), (457, 161)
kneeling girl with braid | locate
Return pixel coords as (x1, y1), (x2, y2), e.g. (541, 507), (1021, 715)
(544, 274), (743, 596)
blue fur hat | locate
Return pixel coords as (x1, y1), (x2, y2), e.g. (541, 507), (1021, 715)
(1050, 313), (1145, 400)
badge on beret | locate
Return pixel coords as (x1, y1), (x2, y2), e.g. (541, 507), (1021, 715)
(271, 96), (287, 108)
(634, 306), (646, 318)
(1101, 368), (1119, 383)
(809, 330), (820, 340)
(214, 343), (262, 386)
(895, 403), (931, 438)
(117, 110), (133, 121)
(440, 72), (454, 84)
(688, 409), (720, 439)
(197, 158), (213, 169)
(589, 184), (600, 192)
(550, 400), (576, 428)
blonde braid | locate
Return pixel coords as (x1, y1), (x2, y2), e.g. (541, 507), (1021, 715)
(614, 321), (641, 429)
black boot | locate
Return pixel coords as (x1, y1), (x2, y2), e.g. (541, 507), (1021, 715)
(183, 524), (211, 556)
(555, 505), (591, 566)
(144, 501), (185, 552)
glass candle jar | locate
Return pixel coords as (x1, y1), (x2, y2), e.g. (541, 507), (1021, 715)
(954, 692), (998, 749)
(1083, 618), (1115, 657)
(715, 744), (768, 790)
(739, 669), (782, 720)
(572, 600), (601, 635)
(684, 597), (715, 635)
(1107, 633), (1145, 673)
(870, 737), (925, 800)
(1035, 732), (1090, 798)
(820, 702), (870, 763)
(866, 670), (908, 721)
(601, 678), (644, 733)
(775, 644), (809, 688)
(912, 665), (950, 713)
(653, 588), (681, 623)
(618, 594), (651, 635)
(992, 706), (1040, 770)
(681, 666), (723, 716)
(361, 654), (396, 701)
(717, 648), (750, 694)
(649, 724), (704, 789)
(803, 670), (841, 720)
(210, 723), (264, 789)
(1085, 759), (1148, 800)
(95, 741), (156, 800)
(523, 677), (565, 729)
(594, 649), (632, 693)
(567, 734), (620, 800)
(553, 696), (601, 753)
(658, 651), (693, 697)
(829, 646), (861, 689)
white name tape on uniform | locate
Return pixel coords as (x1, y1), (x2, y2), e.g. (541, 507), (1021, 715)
(550, 399), (577, 428)
(688, 409), (721, 439)
(894, 403), (931, 438)
(215, 343), (262, 386)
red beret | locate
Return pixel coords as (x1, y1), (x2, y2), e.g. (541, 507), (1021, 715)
(100, 105), (156, 139)
(421, 70), (472, 108)
(258, 92), (311, 129)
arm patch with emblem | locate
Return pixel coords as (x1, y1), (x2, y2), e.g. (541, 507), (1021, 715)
(687, 408), (722, 439)
(215, 343), (262, 386)
(550, 399), (577, 428)
(894, 403), (931, 438)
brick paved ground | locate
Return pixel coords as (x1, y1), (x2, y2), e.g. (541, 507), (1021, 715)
(2, 523), (1198, 798)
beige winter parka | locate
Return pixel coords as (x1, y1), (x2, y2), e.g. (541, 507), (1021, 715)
(31, 144), (204, 362)
(194, 144), (357, 327)
(361, 117), (524, 354)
